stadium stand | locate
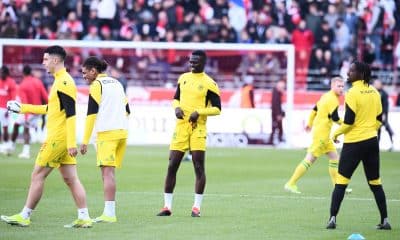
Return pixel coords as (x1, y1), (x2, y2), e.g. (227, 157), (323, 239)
(0, 0), (399, 90)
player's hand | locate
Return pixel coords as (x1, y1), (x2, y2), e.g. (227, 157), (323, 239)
(305, 125), (311, 132)
(7, 100), (21, 113)
(175, 107), (184, 119)
(68, 147), (78, 157)
(80, 144), (88, 155)
(189, 111), (199, 123)
(332, 136), (340, 144)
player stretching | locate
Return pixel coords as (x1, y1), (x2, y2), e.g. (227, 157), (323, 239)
(157, 50), (221, 217)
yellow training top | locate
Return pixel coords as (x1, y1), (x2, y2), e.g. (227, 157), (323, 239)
(21, 68), (77, 148)
(307, 90), (342, 140)
(172, 72), (221, 125)
(333, 80), (382, 143)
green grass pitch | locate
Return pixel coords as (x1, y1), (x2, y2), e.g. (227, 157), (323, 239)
(0, 145), (399, 240)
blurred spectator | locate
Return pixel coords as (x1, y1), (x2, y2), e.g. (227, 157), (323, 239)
(305, 3), (321, 36)
(228, 0), (247, 37)
(324, 4), (339, 30)
(292, 19), (314, 89)
(333, 18), (351, 65)
(315, 20), (334, 51)
(381, 23), (395, 70)
(82, 25), (101, 41)
(59, 11), (84, 39)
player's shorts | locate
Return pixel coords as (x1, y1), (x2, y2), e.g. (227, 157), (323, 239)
(35, 139), (76, 168)
(170, 121), (207, 152)
(96, 138), (127, 168)
(15, 114), (41, 128)
(307, 137), (336, 158)
(0, 108), (10, 127)
(339, 137), (379, 181)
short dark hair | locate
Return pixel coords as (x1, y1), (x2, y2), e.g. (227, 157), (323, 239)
(44, 45), (66, 61)
(192, 50), (207, 60)
(23, 65), (31, 75)
(83, 56), (108, 73)
(352, 61), (371, 85)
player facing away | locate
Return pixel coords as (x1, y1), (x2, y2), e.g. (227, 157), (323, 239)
(326, 61), (391, 230)
(157, 50), (221, 217)
(80, 56), (130, 223)
(1, 46), (92, 228)
(284, 77), (347, 194)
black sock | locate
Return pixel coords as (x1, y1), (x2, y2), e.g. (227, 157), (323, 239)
(330, 184), (347, 217)
(369, 184), (388, 224)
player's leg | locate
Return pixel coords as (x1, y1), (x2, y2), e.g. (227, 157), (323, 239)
(158, 123), (188, 216)
(1, 165), (53, 227)
(327, 143), (359, 229)
(267, 118), (276, 144)
(361, 138), (391, 230)
(285, 139), (322, 194)
(191, 150), (205, 217)
(277, 118), (284, 142)
(10, 122), (20, 153)
(94, 139), (125, 223)
(326, 150), (339, 186)
(59, 163), (92, 228)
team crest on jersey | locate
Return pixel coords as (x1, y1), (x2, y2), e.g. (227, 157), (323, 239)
(63, 81), (67, 85)
(198, 85), (204, 91)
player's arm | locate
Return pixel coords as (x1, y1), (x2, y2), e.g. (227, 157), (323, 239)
(329, 106), (342, 125)
(306, 105), (317, 128)
(332, 93), (355, 140)
(375, 93), (383, 130)
(196, 82), (221, 116)
(20, 104), (47, 114)
(172, 82), (184, 119)
(82, 80), (101, 145)
(58, 84), (77, 149)
(125, 97), (131, 116)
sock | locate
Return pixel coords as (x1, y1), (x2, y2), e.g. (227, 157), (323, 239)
(164, 193), (173, 210)
(330, 184), (347, 217)
(328, 159), (338, 186)
(20, 206), (33, 219)
(193, 193), (203, 210)
(78, 208), (90, 220)
(22, 144), (30, 153)
(104, 201), (116, 217)
(287, 159), (313, 185)
(369, 184), (388, 224)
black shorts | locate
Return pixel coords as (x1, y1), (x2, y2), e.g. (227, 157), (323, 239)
(338, 137), (380, 181)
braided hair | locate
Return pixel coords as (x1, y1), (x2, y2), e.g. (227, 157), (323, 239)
(83, 56), (108, 73)
(352, 61), (371, 85)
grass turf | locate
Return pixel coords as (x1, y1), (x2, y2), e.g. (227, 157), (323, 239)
(0, 145), (399, 240)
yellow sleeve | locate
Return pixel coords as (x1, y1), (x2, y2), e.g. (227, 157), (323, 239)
(58, 80), (78, 149)
(332, 92), (355, 139)
(21, 104), (47, 114)
(83, 81), (101, 144)
(196, 80), (221, 116)
(307, 107), (317, 127)
(172, 99), (180, 109)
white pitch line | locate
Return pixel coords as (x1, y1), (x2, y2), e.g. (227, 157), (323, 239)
(119, 191), (400, 202)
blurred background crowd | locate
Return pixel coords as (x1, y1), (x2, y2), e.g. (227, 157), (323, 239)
(0, 0), (399, 91)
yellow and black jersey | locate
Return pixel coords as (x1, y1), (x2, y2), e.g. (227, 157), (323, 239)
(172, 72), (221, 124)
(307, 90), (341, 139)
(82, 74), (130, 144)
(21, 68), (77, 148)
(333, 81), (382, 143)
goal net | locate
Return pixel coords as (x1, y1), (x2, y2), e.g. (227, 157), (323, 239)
(0, 39), (299, 147)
